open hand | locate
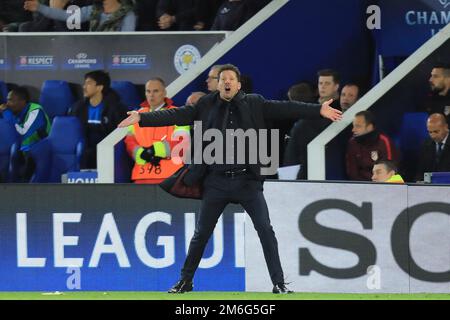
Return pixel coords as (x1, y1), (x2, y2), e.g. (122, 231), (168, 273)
(24, 0), (39, 12)
(118, 111), (141, 128)
(320, 99), (342, 121)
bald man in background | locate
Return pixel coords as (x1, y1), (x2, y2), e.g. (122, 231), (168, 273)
(416, 113), (450, 181)
(205, 65), (222, 92)
(186, 91), (206, 107)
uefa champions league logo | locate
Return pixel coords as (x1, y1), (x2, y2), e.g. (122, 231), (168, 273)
(439, 0), (450, 9)
(64, 52), (102, 70)
(76, 53), (88, 60)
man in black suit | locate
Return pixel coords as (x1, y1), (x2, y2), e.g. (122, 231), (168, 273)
(416, 113), (450, 181)
(283, 69), (343, 179)
(118, 64), (342, 294)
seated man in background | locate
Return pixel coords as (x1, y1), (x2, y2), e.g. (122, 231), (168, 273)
(185, 91), (206, 107)
(0, 87), (51, 182)
(339, 83), (360, 112)
(0, 0), (32, 32)
(205, 65), (222, 92)
(20, 0), (93, 32)
(124, 78), (190, 184)
(371, 160), (404, 183)
(421, 64), (450, 123)
(24, 0), (136, 31)
(346, 110), (399, 181)
(415, 113), (450, 182)
(282, 70), (342, 179)
(70, 70), (127, 169)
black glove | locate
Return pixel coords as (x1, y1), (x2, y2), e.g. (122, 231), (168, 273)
(141, 146), (162, 166)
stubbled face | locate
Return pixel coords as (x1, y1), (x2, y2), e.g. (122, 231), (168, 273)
(340, 85), (359, 112)
(145, 80), (166, 108)
(318, 75), (339, 99)
(218, 70), (241, 101)
(429, 68), (448, 94)
(352, 115), (373, 136)
(427, 120), (449, 143)
(206, 68), (220, 92)
(372, 164), (394, 182)
(83, 77), (103, 98)
(6, 92), (26, 115)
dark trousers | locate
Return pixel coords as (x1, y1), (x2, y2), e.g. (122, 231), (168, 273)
(17, 151), (35, 183)
(181, 172), (284, 285)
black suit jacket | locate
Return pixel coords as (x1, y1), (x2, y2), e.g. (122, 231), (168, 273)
(139, 91), (322, 184)
(416, 137), (450, 181)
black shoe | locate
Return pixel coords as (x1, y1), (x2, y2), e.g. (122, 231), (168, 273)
(272, 283), (294, 294)
(168, 280), (193, 293)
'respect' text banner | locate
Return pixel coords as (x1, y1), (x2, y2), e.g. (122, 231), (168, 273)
(0, 32), (226, 93)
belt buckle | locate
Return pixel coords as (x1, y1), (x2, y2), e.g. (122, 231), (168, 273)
(224, 170), (235, 178)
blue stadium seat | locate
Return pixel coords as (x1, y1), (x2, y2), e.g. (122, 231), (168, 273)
(39, 80), (75, 120)
(0, 119), (18, 182)
(0, 81), (7, 103)
(396, 112), (429, 152)
(111, 81), (141, 110)
(395, 112), (429, 181)
(29, 116), (84, 182)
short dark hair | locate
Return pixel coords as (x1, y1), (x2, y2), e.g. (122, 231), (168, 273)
(10, 86), (30, 103)
(84, 70), (111, 94)
(288, 82), (316, 102)
(218, 64), (241, 82)
(342, 83), (361, 97)
(355, 110), (376, 127)
(317, 69), (340, 84)
(211, 64), (224, 72)
(374, 160), (398, 174)
(433, 63), (450, 77)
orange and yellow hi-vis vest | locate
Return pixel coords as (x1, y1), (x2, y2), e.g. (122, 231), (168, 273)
(124, 99), (190, 184)
(386, 174), (404, 183)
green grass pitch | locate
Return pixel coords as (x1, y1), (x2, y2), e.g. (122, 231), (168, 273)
(0, 292), (448, 300)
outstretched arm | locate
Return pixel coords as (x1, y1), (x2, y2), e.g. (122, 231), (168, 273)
(319, 99), (342, 121)
(263, 97), (342, 122)
(24, 0), (91, 23)
(118, 105), (196, 128)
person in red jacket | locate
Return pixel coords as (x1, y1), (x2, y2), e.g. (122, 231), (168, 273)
(346, 110), (399, 181)
(124, 78), (190, 184)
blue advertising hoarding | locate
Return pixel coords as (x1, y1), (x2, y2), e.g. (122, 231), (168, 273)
(0, 185), (244, 291)
(378, 0), (450, 56)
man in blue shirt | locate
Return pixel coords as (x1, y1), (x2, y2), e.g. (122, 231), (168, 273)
(70, 70), (127, 169)
(0, 86), (51, 181)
